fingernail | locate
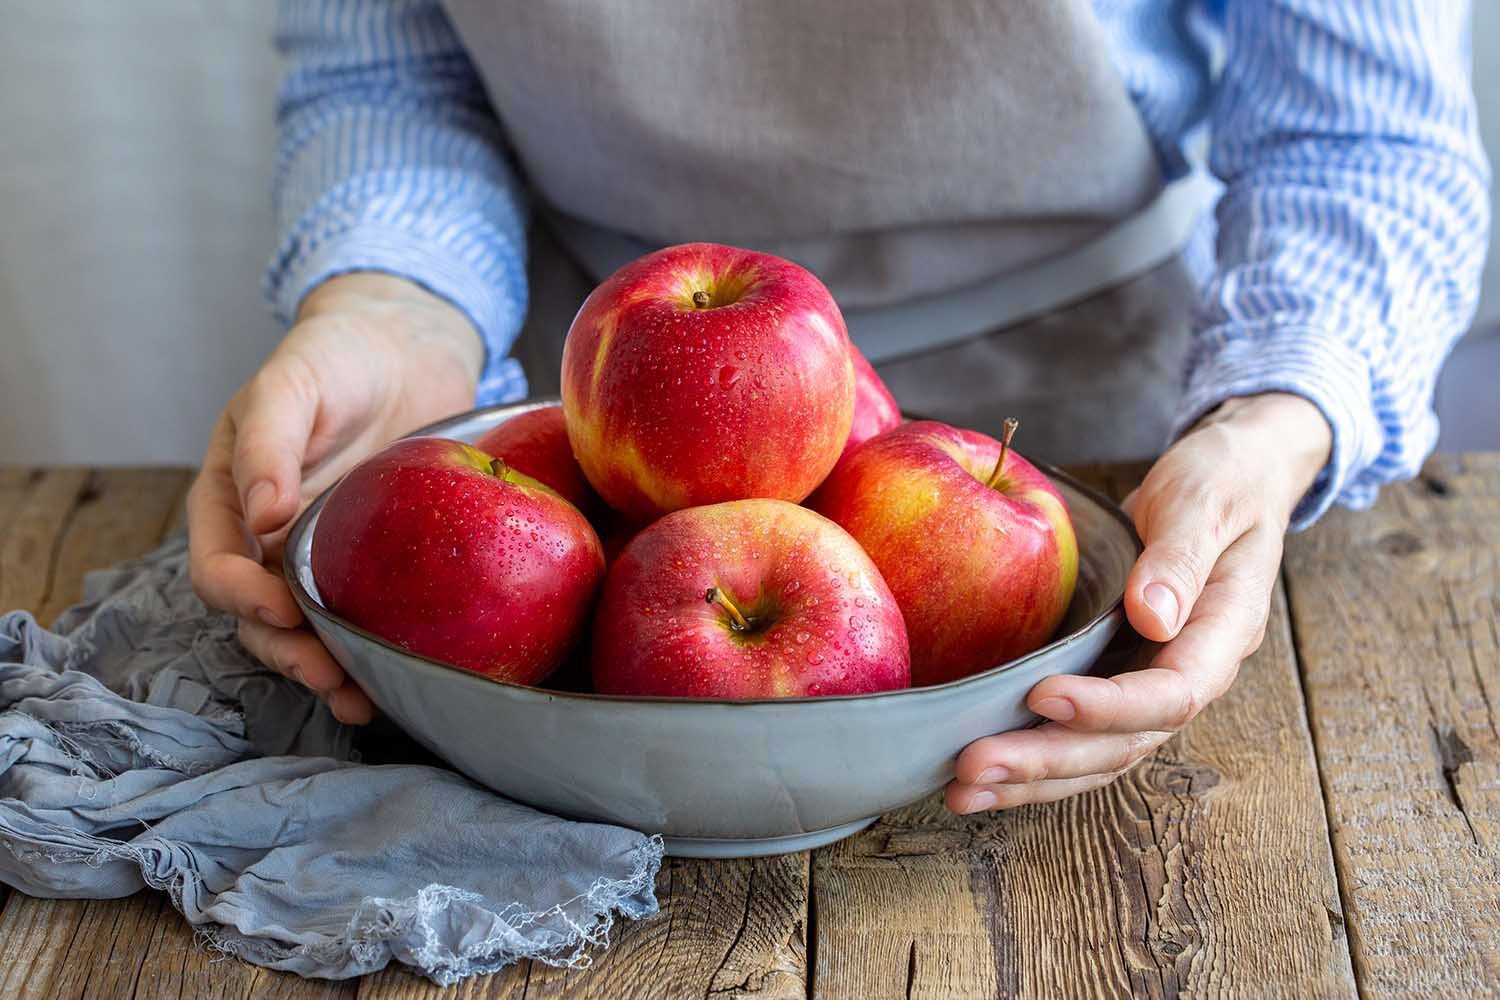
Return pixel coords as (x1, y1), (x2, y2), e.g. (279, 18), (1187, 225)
(977, 766), (1010, 784)
(244, 480), (277, 526)
(257, 606), (289, 628)
(1144, 582), (1180, 632)
(966, 790), (997, 813)
(1034, 697), (1075, 721)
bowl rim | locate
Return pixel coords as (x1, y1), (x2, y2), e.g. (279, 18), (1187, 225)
(283, 399), (1142, 708)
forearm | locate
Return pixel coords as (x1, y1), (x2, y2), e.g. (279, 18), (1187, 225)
(268, 0), (530, 404)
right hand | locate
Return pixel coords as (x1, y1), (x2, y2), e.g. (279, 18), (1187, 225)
(187, 273), (485, 723)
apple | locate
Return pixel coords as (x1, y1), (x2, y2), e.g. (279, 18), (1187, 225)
(592, 498), (910, 698)
(841, 345), (902, 462)
(561, 242), (855, 521)
(474, 404), (602, 515)
(810, 419), (1078, 686)
(312, 437), (605, 684)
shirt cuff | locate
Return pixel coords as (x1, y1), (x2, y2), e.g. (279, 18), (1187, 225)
(267, 223), (530, 407)
(1169, 323), (1386, 530)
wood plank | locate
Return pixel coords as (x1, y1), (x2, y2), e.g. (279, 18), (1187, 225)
(1283, 453), (1500, 996)
(131, 892), (358, 1000)
(357, 854), (808, 999)
(0, 467), (91, 615)
(35, 467), (192, 624)
(809, 465), (1357, 999)
(0, 892), (353, 1000)
(0, 468), (41, 537)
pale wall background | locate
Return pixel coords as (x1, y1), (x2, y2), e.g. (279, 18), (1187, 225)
(0, 2), (1496, 464)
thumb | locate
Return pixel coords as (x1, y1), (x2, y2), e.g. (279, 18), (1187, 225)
(1124, 485), (1251, 643)
(230, 361), (318, 537)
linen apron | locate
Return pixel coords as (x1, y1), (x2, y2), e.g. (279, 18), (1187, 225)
(445, 0), (1206, 464)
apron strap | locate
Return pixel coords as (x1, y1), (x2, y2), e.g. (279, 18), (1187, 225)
(848, 173), (1216, 363)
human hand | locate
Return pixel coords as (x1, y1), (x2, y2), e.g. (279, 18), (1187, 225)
(187, 273), (484, 723)
(947, 392), (1332, 812)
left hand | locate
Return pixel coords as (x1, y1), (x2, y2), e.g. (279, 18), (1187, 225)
(946, 392), (1332, 813)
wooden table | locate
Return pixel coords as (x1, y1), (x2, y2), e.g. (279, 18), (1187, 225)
(0, 458), (1495, 999)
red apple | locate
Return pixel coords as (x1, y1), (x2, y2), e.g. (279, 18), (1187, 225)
(592, 499), (909, 698)
(474, 404), (601, 515)
(810, 420), (1078, 686)
(311, 437), (605, 684)
(561, 242), (855, 522)
(841, 346), (902, 462)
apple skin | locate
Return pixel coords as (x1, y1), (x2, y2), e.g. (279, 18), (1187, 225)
(841, 346), (902, 462)
(311, 437), (605, 685)
(810, 421), (1078, 686)
(561, 242), (855, 522)
(592, 498), (910, 698)
(474, 405), (602, 516)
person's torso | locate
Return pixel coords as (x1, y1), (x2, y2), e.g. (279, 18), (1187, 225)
(451, 2), (1204, 304)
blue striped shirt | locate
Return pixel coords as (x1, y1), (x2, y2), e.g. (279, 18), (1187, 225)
(267, 0), (1490, 528)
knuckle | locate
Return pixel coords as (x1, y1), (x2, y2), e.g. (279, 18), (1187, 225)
(1175, 478), (1240, 545)
(1210, 493), (1241, 545)
(988, 784), (1031, 809)
(1014, 758), (1049, 783)
(1112, 735), (1156, 774)
(188, 564), (210, 604)
(1166, 682), (1200, 729)
(1248, 619), (1269, 652)
(188, 554), (218, 607)
(1155, 541), (1210, 591)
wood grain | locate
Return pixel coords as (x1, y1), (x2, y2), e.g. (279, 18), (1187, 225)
(357, 854), (808, 999)
(35, 468), (193, 624)
(0, 892), (354, 1000)
(1283, 454), (1500, 997)
(808, 464), (1358, 999)
(0, 467), (191, 623)
(0, 467), (91, 615)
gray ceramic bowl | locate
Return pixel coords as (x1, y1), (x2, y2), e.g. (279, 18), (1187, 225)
(285, 400), (1142, 857)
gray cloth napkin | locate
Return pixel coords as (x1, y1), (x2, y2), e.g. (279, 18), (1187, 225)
(0, 537), (662, 984)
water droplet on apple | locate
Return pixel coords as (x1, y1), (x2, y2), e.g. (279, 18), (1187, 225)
(786, 580), (800, 594)
(806, 652), (825, 666)
(854, 596), (865, 607)
(795, 631), (810, 644)
(734, 349), (747, 361)
(718, 366), (741, 389)
(753, 374), (767, 389)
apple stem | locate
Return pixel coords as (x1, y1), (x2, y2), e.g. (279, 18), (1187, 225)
(692, 290), (712, 309)
(489, 457), (510, 480)
(705, 586), (751, 631)
(986, 417), (1019, 489)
